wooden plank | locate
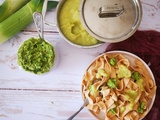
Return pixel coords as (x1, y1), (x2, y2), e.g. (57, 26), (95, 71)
(0, 90), (93, 120)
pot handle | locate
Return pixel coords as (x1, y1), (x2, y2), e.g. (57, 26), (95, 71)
(98, 5), (124, 18)
(42, 0), (59, 27)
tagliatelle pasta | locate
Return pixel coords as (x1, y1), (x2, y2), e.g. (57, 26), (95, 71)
(82, 52), (156, 120)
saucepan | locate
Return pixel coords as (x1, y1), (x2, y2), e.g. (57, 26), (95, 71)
(42, 0), (142, 48)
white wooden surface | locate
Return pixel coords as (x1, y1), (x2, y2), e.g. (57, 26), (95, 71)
(0, 0), (160, 120)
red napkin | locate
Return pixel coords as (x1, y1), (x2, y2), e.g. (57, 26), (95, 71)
(105, 30), (160, 120)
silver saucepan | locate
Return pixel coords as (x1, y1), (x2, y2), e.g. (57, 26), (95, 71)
(42, 0), (142, 48)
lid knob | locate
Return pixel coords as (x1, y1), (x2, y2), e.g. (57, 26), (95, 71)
(99, 5), (124, 18)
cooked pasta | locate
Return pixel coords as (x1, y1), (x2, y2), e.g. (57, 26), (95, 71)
(82, 52), (156, 120)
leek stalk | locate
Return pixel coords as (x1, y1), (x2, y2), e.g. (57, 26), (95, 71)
(0, 0), (58, 45)
(0, 0), (31, 22)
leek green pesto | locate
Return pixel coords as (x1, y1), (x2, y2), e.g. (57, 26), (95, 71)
(59, 0), (100, 46)
(18, 38), (55, 74)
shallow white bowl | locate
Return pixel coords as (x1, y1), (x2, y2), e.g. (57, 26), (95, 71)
(81, 50), (156, 120)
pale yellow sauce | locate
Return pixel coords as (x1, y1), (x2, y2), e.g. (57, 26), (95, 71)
(59, 0), (100, 46)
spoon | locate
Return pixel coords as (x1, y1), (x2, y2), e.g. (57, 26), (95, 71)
(33, 12), (44, 40)
(67, 98), (89, 120)
(32, 12), (58, 71)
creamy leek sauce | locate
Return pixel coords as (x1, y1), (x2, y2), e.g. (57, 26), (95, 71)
(59, 0), (100, 46)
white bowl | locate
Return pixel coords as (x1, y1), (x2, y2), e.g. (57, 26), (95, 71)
(17, 37), (58, 75)
(81, 50), (156, 120)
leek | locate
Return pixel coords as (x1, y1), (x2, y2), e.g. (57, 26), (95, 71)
(0, 0), (58, 45)
(0, 0), (31, 22)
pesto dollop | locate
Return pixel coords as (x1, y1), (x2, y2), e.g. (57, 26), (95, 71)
(18, 38), (55, 74)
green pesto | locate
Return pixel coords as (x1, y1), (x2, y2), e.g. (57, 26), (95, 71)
(109, 57), (117, 66)
(109, 108), (116, 115)
(131, 71), (141, 81)
(18, 37), (55, 74)
(107, 78), (117, 88)
(138, 102), (145, 113)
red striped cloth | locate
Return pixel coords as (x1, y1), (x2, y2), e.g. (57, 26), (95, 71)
(105, 30), (160, 120)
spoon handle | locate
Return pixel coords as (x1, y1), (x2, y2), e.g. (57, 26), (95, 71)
(33, 12), (44, 39)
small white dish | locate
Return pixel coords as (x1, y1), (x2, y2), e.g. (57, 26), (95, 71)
(17, 37), (58, 75)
